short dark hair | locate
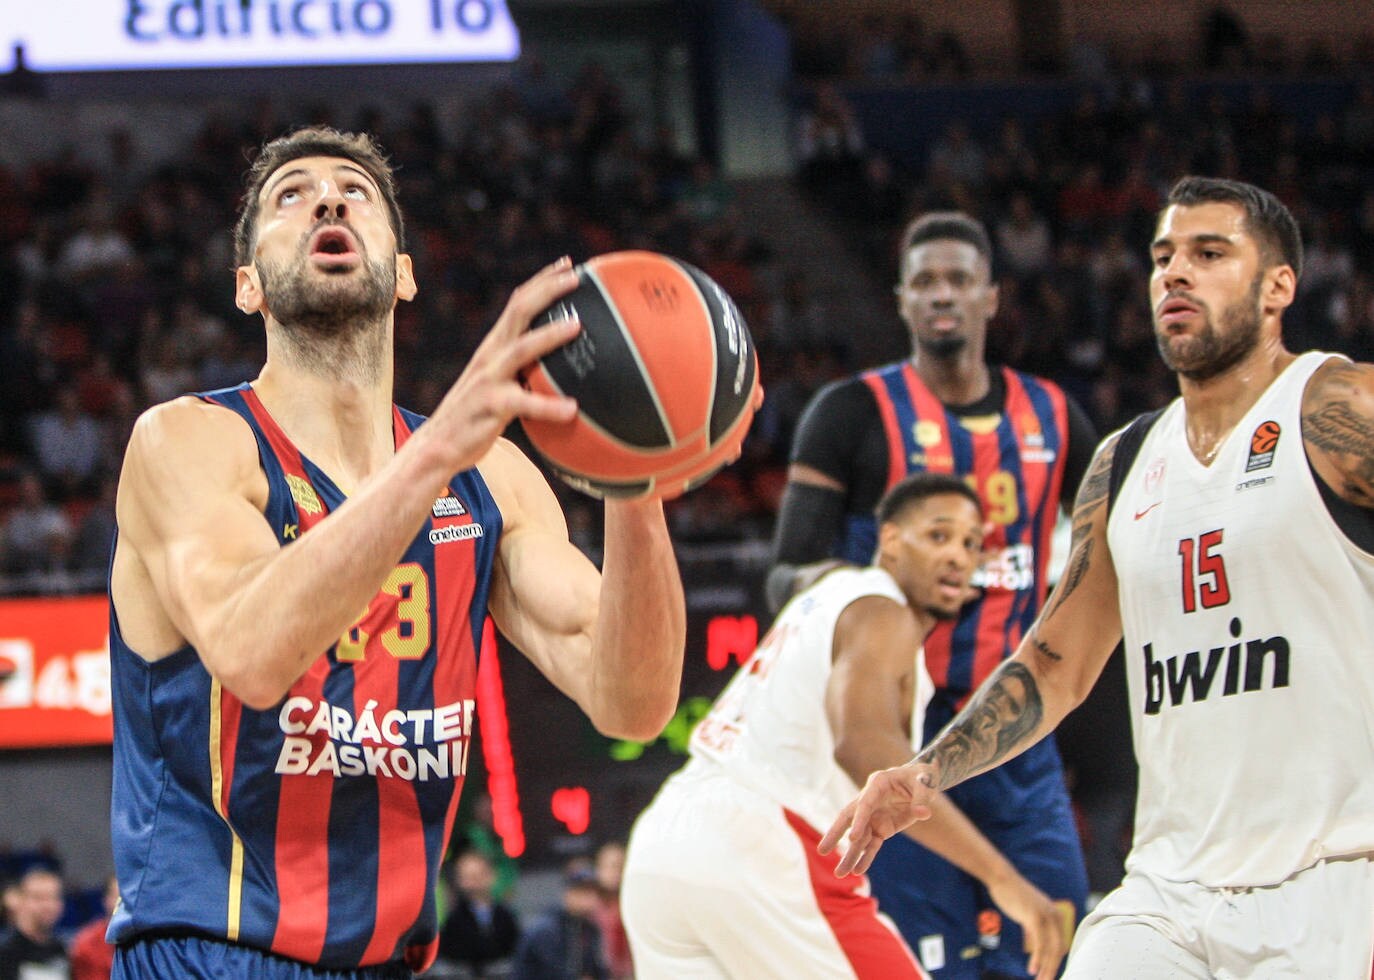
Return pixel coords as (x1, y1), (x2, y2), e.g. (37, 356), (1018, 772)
(233, 126), (405, 267)
(898, 211), (993, 268)
(1163, 176), (1302, 280)
(875, 472), (981, 525)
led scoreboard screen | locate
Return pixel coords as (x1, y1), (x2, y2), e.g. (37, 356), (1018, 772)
(5, 0), (520, 72)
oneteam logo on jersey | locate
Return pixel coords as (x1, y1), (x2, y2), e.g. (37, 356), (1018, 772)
(1141, 616), (1290, 714)
(429, 524), (484, 546)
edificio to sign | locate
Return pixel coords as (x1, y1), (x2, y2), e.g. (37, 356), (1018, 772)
(8, 0), (520, 71)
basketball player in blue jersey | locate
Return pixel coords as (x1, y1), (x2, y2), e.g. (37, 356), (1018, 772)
(769, 213), (1097, 978)
(825, 177), (1374, 977)
(105, 126), (688, 980)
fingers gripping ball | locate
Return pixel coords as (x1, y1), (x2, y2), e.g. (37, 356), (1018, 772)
(521, 251), (762, 499)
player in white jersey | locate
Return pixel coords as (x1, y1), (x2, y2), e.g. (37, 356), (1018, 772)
(621, 473), (1067, 980)
(822, 176), (1374, 978)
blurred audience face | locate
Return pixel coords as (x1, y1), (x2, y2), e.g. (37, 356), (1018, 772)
(455, 852), (496, 903)
(15, 869), (63, 940)
(594, 841), (625, 893)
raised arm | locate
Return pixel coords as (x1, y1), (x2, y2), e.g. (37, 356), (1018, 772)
(821, 435), (1125, 875)
(113, 259), (584, 709)
(825, 595), (1066, 980)
(482, 440), (684, 742)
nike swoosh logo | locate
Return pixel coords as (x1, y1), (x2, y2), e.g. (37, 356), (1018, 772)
(1133, 502), (1161, 521)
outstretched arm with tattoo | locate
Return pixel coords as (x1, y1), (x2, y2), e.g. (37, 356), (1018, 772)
(820, 436), (1127, 876)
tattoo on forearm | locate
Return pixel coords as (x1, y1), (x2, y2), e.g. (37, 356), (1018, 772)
(1041, 441), (1113, 621)
(919, 662), (1044, 788)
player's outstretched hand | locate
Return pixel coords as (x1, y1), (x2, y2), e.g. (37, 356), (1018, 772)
(429, 256), (583, 471)
(818, 763), (936, 876)
(984, 872), (1069, 980)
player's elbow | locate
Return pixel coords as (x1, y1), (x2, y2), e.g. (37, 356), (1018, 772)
(591, 694), (678, 743)
(831, 738), (878, 788)
(203, 643), (295, 711)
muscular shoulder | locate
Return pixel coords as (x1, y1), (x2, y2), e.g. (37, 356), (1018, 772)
(1301, 357), (1374, 506)
(122, 397), (265, 511)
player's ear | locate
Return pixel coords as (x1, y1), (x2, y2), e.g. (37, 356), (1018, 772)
(876, 520), (900, 563)
(236, 265), (264, 314)
(983, 279), (1000, 321)
(395, 253), (417, 302)
(1263, 264), (1296, 315)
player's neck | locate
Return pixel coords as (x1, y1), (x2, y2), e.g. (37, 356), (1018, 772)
(253, 348), (398, 491)
(1178, 336), (1295, 464)
(911, 349), (991, 406)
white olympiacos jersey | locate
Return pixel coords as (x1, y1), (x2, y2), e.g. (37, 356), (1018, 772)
(1107, 349), (1374, 888)
(689, 566), (934, 834)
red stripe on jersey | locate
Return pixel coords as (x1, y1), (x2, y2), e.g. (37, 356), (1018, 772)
(356, 643), (425, 965)
(270, 656), (333, 962)
(862, 372), (907, 489)
(240, 388), (326, 532)
(966, 381), (1015, 693)
(782, 808), (928, 979)
(398, 516), (482, 972)
(896, 364), (958, 689)
(899, 362), (954, 477)
(1003, 371), (1068, 597)
(244, 386), (342, 960)
(218, 690), (242, 814)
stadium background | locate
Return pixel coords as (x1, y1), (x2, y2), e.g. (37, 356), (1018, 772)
(0, 0), (1371, 930)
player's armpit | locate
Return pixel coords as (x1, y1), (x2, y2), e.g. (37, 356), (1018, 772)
(1302, 358), (1374, 507)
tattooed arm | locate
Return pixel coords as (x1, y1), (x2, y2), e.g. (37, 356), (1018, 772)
(820, 435), (1125, 876)
(1302, 359), (1374, 507)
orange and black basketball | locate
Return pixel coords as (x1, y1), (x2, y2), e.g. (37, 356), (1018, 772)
(520, 251), (761, 499)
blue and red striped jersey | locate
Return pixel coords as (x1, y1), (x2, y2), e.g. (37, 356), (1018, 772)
(109, 383), (501, 972)
(842, 362), (1068, 701)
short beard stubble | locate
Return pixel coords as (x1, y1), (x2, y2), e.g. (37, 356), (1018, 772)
(1156, 273), (1263, 382)
(257, 232), (396, 382)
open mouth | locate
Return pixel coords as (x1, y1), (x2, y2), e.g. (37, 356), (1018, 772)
(309, 226), (360, 262)
(937, 575), (966, 600)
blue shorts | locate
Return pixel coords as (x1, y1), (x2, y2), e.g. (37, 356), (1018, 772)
(868, 740), (1088, 980)
(113, 934), (414, 980)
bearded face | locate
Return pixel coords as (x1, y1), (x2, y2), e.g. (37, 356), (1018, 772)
(256, 222), (396, 340)
(1156, 272), (1263, 382)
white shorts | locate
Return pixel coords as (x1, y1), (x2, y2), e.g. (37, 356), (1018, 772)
(622, 763), (927, 980)
(1066, 856), (1374, 979)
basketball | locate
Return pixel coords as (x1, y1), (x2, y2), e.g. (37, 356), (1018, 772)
(520, 250), (761, 499)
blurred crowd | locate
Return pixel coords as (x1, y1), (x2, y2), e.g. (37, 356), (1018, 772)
(0, 827), (634, 980)
(5, 29), (1374, 594)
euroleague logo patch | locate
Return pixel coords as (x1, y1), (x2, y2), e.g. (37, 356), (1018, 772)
(1245, 420), (1281, 472)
